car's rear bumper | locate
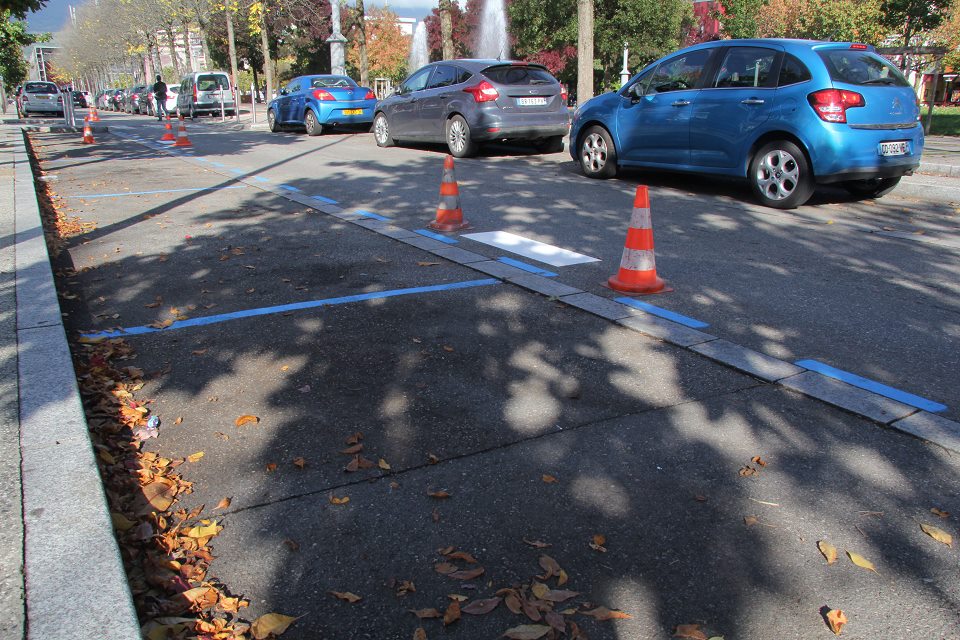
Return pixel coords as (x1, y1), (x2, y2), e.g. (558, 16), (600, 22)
(469, 108), (569, 142)
(315, 103), (376, 124)
(808, 122), (924, 183)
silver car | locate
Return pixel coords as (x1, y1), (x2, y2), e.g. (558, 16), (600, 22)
(373, 59), (570, 157)
(18, 81), (64, 116)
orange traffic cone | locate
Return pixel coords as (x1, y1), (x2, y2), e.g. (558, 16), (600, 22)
(160, 115), (176, 141)
(88, 105), (100, 122)
(607, 185), (670, 295)
(82, 116), (95, 144)
(172, 114), (192, 147)
(428, 155), (469, 232)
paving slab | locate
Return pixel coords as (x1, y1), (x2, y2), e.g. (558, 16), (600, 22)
(779, 371), (917, 425)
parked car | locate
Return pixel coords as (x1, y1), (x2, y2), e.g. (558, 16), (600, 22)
(18, 81), (64, 117)
(109, 88), (125, 111)
(124, 85), (148, 113)
(164, 85), (179, 113)
(570, 39), (923, 208)
(373, 59), (570, 157)
(267, 74), (376, 136)
(177, 71), (235, 118)
(71, 90), (87, 108)
(95, 89), (112, 110)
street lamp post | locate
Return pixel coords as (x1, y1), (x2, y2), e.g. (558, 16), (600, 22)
(620, 41), (630, 88)
(326, 2), (348, 76)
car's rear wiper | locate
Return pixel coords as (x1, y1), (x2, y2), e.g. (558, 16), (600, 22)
(860, 78), (897, 85)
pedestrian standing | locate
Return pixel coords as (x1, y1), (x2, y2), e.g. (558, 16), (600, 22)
(153, 74), (168, 121)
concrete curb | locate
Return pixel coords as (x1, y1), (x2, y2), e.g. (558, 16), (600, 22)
(918, 162), (960, 178)
(7, 127), (140, 639)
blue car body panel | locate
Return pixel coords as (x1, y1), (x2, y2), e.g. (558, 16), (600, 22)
(569, 39), (923, 184)
(269, 75), (377, 128)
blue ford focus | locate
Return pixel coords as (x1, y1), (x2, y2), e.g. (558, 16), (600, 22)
(570, 39), (923, 208)
(268, 75), (377, 136)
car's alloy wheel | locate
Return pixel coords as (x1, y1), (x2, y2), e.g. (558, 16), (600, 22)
(446, 115), (477, 158)
(267, 108), (279, 133)
(578, 126), (618, 179)
(749, 140), (813, 209)
(304, 110), (323, 136)
(374, 113), (393, 147)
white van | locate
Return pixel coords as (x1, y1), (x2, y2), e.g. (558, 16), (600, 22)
(176, 71), (235, 118)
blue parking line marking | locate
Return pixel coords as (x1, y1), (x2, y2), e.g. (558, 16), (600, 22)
(229, 168), (245, 175)
(209, 162), (226, 167)
(279, 184), (302, 193)
(356, 210), (390, 221)
(415, 229), (459, 244)
(615, 298), (710, 329)
(252, 176), (270, 182)
(66, 185), (249, 198)
(79, 279), (500, 339)
(497, 257), (558, 277)
(312, 195), (338, 204)
(795, 359), (947, 412)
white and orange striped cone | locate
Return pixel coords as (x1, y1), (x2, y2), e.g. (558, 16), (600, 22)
(172, 114), (192, 147)
(160, 115), (176, 141)
(428, 155), (470, 232)
(607, 185), (670, 295)
(88, 105), (100, 122)
(81, 116), (95, 144)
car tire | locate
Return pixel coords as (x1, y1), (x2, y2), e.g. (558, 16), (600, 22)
(446, 115), (477, 158)
(373, 113), (394, 147)
(304, 110), (323, 136)
(749, 140), (814, 209)
(578, 126), (618, 179)
(536, 135), (565, 154)
(267, 108), (280, 133)
(843, 177), (901, 200)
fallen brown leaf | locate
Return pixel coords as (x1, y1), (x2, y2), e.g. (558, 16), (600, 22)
(293, 457), (306, 469)
(931, 507), (950, 518)
(818, 540), (838, 565)
(235, 415), (259, 427)
(673, 623), (708, 639)
(581, 606), (632, 620)
(542, 474), (558, 483)
(413, 628), (427, 640)
(428, 490), (451, 499)
(502, 624), (551, 639)
(846, 551), (877, 573)
(538, 555), (561, 579)
(825, 608), (848, 635)
(443, 600), (461, 626)
(329, 495), (350, 505)
(462, 597), (501, 615)
(920, 523), (953, 547)
(448, 566), (485, 581)
(250, 612), (297, 639)
(329, 591), (362, 603)
(410, 608), (441, 619)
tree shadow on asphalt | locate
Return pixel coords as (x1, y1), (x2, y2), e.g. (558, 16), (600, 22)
(34, 129), (960, 639)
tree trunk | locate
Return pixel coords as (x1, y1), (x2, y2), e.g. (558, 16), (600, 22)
(439, 0), (454, 60)
(165, 26), (182, 76)
(182, 20), (196, 72)
(576, 0), (594, 103)
(259, 8), (274, 102)
(226, 8), (240, 97)
(357, 0), (369, 86)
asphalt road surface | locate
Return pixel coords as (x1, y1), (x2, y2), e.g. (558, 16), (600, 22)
(31, 113), (960, 640)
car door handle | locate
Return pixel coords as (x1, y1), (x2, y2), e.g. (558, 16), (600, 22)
(671, 100), (691, 107)
(741, 98), (765, 105)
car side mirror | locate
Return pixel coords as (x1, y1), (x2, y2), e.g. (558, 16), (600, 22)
(279, 88), (288, 96)
(628, 83), (645, 101)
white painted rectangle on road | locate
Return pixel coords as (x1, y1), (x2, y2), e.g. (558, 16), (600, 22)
(461, 231), (600, 267)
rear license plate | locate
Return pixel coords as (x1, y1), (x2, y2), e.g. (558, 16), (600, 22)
(878, 140), (910, 157)
(516, 97), (547, 106)
(342, 109), (363, 115)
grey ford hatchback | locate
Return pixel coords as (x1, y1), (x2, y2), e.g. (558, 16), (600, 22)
(373, 59), (570, 158)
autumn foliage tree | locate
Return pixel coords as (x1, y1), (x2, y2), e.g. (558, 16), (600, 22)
(346, 7), (409, 83)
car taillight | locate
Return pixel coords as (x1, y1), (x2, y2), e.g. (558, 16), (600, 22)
(807, 89), (865, 123)
(312, 89), (335, 101)
(463, 80), (499, 103)
(560, 86), (568, 104)
(850, 43), (868, 50)
(364, 90), (376, 100)
(193, 85), (197, 102)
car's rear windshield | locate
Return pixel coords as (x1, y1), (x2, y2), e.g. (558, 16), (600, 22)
(25, 82), (58, 93)
(482, 65), (556, 86)
(816, 50), (910, 87)
(197, 75), (229, 90)
(311, 76), (357, 88)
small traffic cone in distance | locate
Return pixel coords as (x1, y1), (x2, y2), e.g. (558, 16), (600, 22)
(172, 114), (192, 147)
(160, 115), (176, 141)
(82, 116), (95, 144)
(88, 105), (100, 122)
(607, 185), (670, 295)
(428, 155), (470, 232)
